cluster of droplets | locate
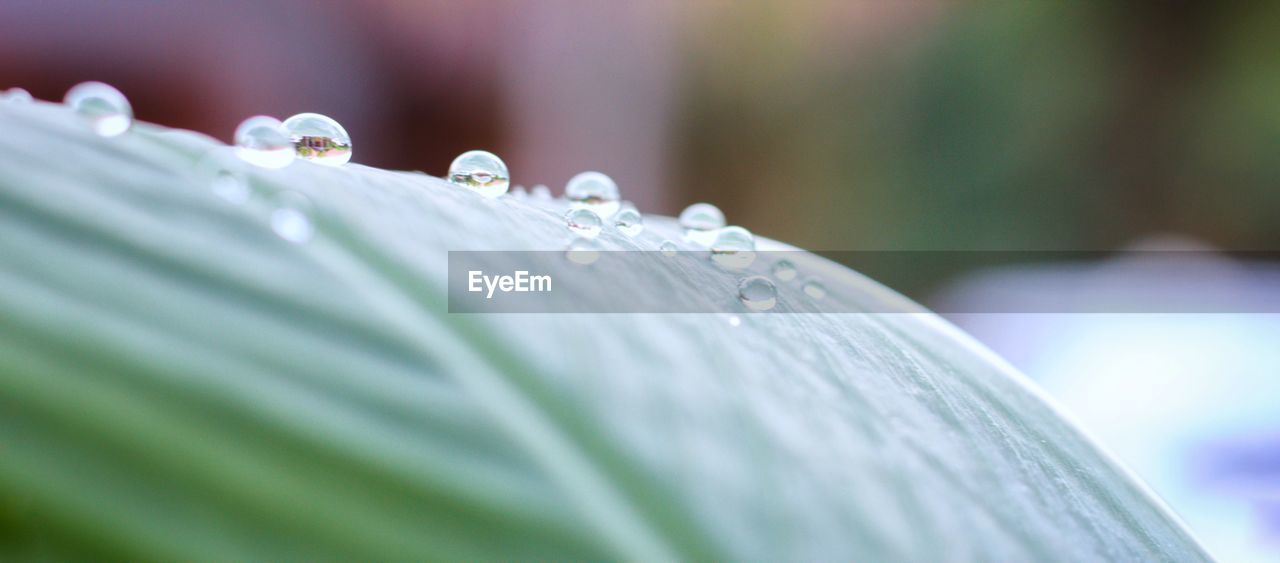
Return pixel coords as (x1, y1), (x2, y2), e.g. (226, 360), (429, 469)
(9, 81), (825, 305)
(554, 171), (653, 266)
(233, 112), (350, 169)
(674, 201), (828, 315)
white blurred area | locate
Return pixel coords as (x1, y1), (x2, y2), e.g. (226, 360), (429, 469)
(938, 237), (1280, 562)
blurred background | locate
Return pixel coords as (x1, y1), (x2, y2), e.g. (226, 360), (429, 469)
(3, 1), (1278, 560)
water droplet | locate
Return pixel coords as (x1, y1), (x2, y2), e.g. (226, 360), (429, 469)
(234, 116), (295, 169)
(566, 238), (602, 265)
(679, 203), (725, 246)
(738, 276), (777, 311)
(448, 150), (510, 198)
(531, 184), (551, 199)
(565, 171), (621, 218)
(802, 278), (827, 300)
(771, 259), (797, 281)
(283, 112), (351, 166)
(726, 314), (742, 327)
(614, 208), (644, 237)
(2, 88), (33, 103)
(270, 191), (314, 244)
(210, 170), (250, 205)
(509, 185), (527, 199)
(565, 208), (603, 238)
(660, 240), (678, 257)
(64, 82), (133, 137)
(711, 226), (756, 270)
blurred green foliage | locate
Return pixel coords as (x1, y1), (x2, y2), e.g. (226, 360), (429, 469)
(680, 2), (1280, 252)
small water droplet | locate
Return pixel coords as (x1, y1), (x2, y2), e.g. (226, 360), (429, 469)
(270, 191), (314, 244)
(509, 185), (527, 199)
(803, 278), (827, 300)
(679, 203), (725, 246)
(566, 238), (602, 265)
(448, 150), (510, 198)
(64, 82), (133, 137)
(738, 276), (777, 311)
(531, 185), (551, 199)
(210, 170), (250, 204)
(565, 208), (603, 238)
(565, 171), (621, 218)
(234, 115), (295, 169)
(283, 113), (351, 166)
(660, 240), (678, 256)
(2, 88), (33, 103)
(614, 208), (644, 237)
(711, 226), (756, 270)
(726, 314), (742, 327)
(771, 259), (797, 281)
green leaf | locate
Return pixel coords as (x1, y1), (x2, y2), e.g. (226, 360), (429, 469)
(0, 102), (1208, 561)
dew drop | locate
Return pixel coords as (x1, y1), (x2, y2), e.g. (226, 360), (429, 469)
(738, 276), (778, 311)
(531, 184), (552, 199)
(234, 116), (296, 169)
(3, 88), (33, 103)
(270, 191), (314, 244)
(726, 314), (742, 327)
(64, 82), (133, 137)
(711, 226), (756, 270)
(210, 170), (250, 205)
(283, 113), (352, 166)
(660, 240), (678, 257)
(771, 259), (797, 281)
(679, 203), (725, 246)
(614, 208), (644, 237)
(509, 185), (527, 199)
(566, 238), (602, 265)
(803, 278), (827, 300)
(448, 150), (510, 198)
(565, 171), (621, 218)
(565, 208), (603, 238)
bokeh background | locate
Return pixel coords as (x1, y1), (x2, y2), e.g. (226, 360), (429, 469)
(3, 1), (1278, 560)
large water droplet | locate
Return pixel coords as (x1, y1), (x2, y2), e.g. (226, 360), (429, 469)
(234, 116), (295, 169)
(283, 113), (351, 166)
(2, 88), (33, 103)
(210, 170), (251, 205)
(771, 259), (797, 281)
(711, 226), (756, 270)
(565, 208), (603, 238)
(738, 276), (778, 311)
(660, 240), (678, 257)
(271, 191), (315, 244)
(565, 171), (621, 218)
(679, 203), (725, 246)
(566, 238), (602, 265)
(64, 82), (133, 137)
(802, 278), (827, 300)
(614, 208), (644, 237)
(448, 150), (510, 198)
